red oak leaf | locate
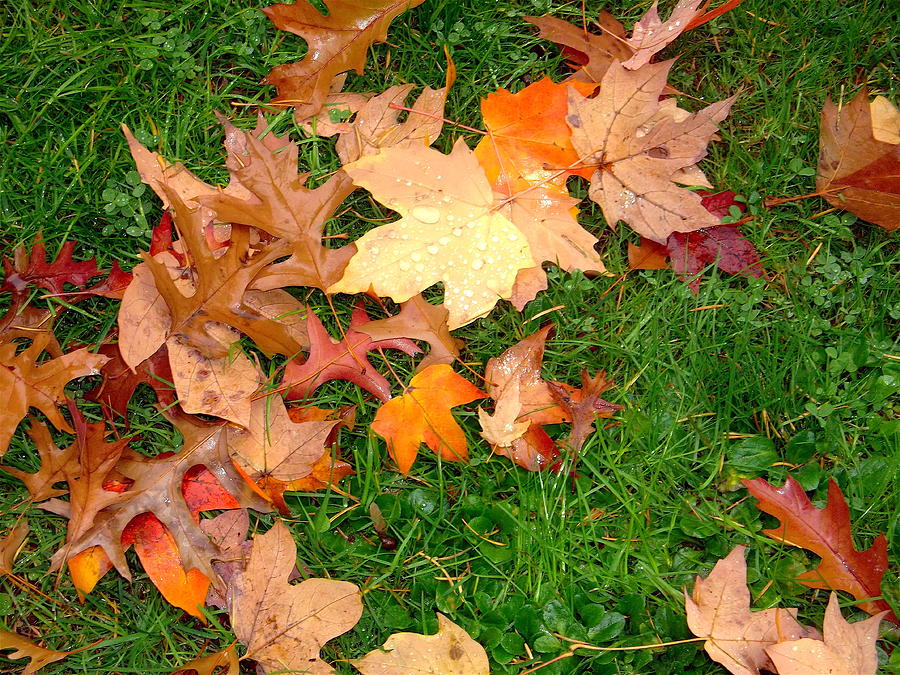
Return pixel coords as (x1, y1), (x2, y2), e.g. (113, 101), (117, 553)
(743, 475), (897, 624)
(283, 305), (420, 402)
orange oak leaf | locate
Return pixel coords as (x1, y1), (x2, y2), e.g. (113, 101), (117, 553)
(817, 89), (900, 229)
(356, 294), (463, 372)
(352, 613), (489, 674)
(329, 141), (535, 328)
(567, 60), (737, 242)
(262, 0), (426, 121)
(743, 475), (897, 624)
(685, 546), (813, 675)
(230, 520), (363, 674)
(0, 332), (108, 456)
(283, 305), (420, 402)
(0, 630), (69, 675)
(371, 364), (486, 474)
(766, 592), (884, 675)
(524, 12), (633, 84)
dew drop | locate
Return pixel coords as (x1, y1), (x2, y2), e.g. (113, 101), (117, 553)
(404, 180), (414, 186)
(427, 245), (440, 255)
(463, 289), (474, 297)
(452, 227), (463, 236)
(476, 241), (488, 251)
(472, 259), (484, 270)
(411, 205), (441, 224)
(466, 220), (478, 229)
(507, 233), (518, 241)
(411, 252), (422, 262)
(438, 236), (450, 246)
(415, 263), (425, 272)
(399, 261), (411, 271)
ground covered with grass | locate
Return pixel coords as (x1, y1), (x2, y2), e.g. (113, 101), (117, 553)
(1, 0), (898, 673)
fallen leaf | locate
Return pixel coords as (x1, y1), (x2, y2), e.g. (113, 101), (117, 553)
(766, 592), (884, 675)
(166, 324), (262, 427)
(329, 140), (535, 328)
(549, 369), (622, 451)
(227, 394), (336, 484)
(490, 424), (560, 472)
(484, 325), (570, 427)
(262, 0), (426, 121)
(0, 520), (28, 576)
(817, 89), (900, 230)
(685, 545), (812, 675)
(1, 232), (101, 296)
(743, 475), (897, 623)
(666, 225), (763, 293)
(171, 645), (240, 675)
(283, 305), (420, 402)
(48, 414), (269, 584)
(356, 294), (464, 372)
(311, 83), (450, 164)
(3, 422), (74, 502)
(352, 613), (489, 674)
(371, 364), (486, 474)
(230, 520), (363, 674)
(524, 12), (633, 84)
(0, 332), (108, 456)
(478, 378), (531, 448)
(622, 0), (704, 70)
(567, 60), (737, 242)
(0, 630), (69, 675)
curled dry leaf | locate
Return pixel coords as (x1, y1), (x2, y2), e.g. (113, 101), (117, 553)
(171, 645), (240, 675)
(765, 592), (884, 675)
(0, 332), (108, 456)
(478, 379), (531, 448)
(0, 520), (28, 576)
(230, 520), (363, 674)
(816, 89), (900, 230)
(567, 60), (737, 242)
(371, 364), (486, 474)
(329, 140), (534, 328)
(263, 0), (426, 121)
(0, 630), (69, 675)
(548, 369), (622, 452)
(352, 613), (489, 674)
(685, 545), (813, 675)
(743, 475), (897, 624)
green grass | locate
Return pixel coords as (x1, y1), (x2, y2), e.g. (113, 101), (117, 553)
(1, 0), (898, 673)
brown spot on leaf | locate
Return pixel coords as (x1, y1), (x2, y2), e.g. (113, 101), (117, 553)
(566, 113), (582, 128)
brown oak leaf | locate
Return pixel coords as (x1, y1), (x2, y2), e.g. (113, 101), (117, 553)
(356, 294), (463, 372)
(622, 0), (704, 70)
(262, 0), (426, 121)
(0, 520), (28, 576)
(230, 520), (362, 674)
(0, 332), (108, 456)
(548, 369), (622, 452)
(0, 631), (69, 675)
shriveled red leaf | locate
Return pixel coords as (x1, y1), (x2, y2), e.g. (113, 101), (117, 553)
(372, 364), (485, 474)
(668, 225), (763, 294)
(549, 370), (622, 452)
(283, 305), (420, 402)
(743, 476), (897, 624)
(1, 232), (101, 296)
(262, 0), (426, 121)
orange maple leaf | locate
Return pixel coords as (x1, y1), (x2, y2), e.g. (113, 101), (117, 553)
(371, 364), (485, 474)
